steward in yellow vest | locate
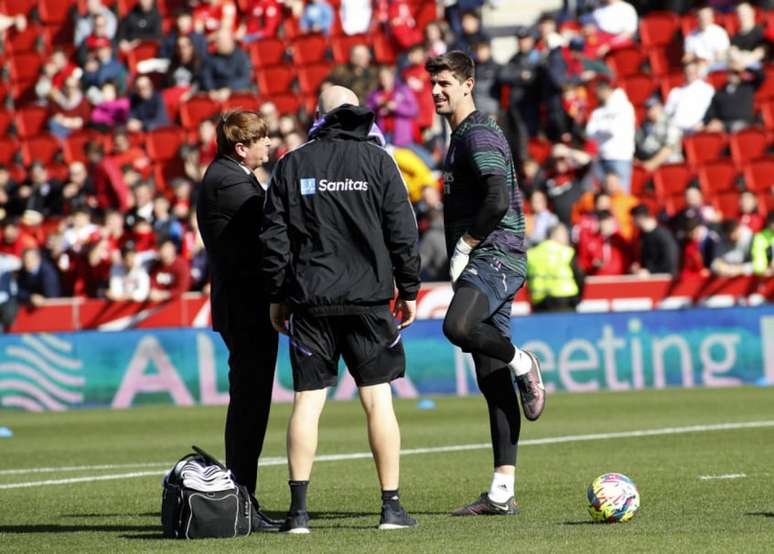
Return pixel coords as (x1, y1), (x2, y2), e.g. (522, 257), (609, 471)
(526, 225), (583, 312)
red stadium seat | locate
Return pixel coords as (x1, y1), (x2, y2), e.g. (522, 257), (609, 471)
(646, 45), (682, 76)
(0, 0), (36, 16)
(761, 100), (774, 130)
(42, 23), (75, 49)
(152, 158), (186, 193)
(622, 75), (658, 106)
(331, 34), (369, 64)
(63, 130), (103, 163)
(659, 72), (685, 101)
(414, 1), (437, 30)
(21, 134), (61, 165)
(117, 0), (139, 16)
(125, 41), (159, 74)
(754, 65), (774, 103)
(664, 193), (686, 216)
(257, 65), (296, 96)
(373, 31), (397, 65)
(147, 126), (185, 162)
(290, 34), (328, 65)
(653, 163), (694, 199)
(8, 52), (45, 85)
(38, 0), (77, 25)
(729, 128), (768, 166)
(222, 92), (263, 112)
(14, 105), (49, 139)
(698, 160), (739, 196)
(630, 165), (653, 198)
(4, 24), (47, 54)
(298, 62), (333, 95)
(743, 158), (774, 192)
(716, 12), (739, 37)
(179, 95), (221, 129)
(683, 132), (728, 168)
(248, 37), (287, 67)
(606, 47), (646, 78)
(712, 191), (740, 219)
(639, 12), (680, 48)
(679, 13), (698, 38)
(0, 137), (20, 165)
(707, 71), (728, 90)
(0, 110), (12, 135)
(268, 93), (301, 116)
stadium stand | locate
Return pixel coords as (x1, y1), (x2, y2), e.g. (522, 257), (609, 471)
(0, 0), (770, 333)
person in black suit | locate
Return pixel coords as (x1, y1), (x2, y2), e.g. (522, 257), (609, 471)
(195, 110), (279, 530)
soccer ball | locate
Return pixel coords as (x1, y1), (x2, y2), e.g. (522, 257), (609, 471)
(586, 472), (640, 523)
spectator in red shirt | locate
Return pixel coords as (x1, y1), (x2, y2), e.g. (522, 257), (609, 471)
(0, 217), (38, 260)
(386, 0), (423, 50)
(239, 0), (282, 42)
(577, 209), (632, 276)
(72, 237), (112, 297)
(681, 217), (720, 279)
(739, 190), (764, 233)
(149, 239), (191, 302)
(193, 0), (238, 43)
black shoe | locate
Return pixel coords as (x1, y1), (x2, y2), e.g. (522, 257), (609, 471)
(451, 492), (519, 516)
(280, 510), (310, 534)
(249, 496), (281, 532)
(378, 504), (417, 530)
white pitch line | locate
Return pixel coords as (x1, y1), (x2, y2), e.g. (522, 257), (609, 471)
(1, 420), (772, 490)
(699, 473), (748, 480)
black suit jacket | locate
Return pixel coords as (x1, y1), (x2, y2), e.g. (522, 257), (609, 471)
(197, 155), (268, 336)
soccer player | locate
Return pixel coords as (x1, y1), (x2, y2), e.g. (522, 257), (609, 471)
(260, 86), (421, 533)
(425, 51), (545, 516)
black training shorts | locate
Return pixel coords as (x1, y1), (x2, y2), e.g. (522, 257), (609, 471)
(288, 305), (405, 391)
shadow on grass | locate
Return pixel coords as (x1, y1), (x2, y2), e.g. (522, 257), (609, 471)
(562, 521), (597, 526)
(0, 524), (159, 534)
(746, 512), (774, 518)
(61, 512), (158, 519)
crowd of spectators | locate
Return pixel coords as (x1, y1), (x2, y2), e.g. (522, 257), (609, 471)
(0, 0), (772, 327)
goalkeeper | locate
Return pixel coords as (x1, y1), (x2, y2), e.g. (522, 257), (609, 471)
(425, 51), (545, 516)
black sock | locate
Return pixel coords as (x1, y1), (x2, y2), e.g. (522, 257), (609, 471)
(289, 480), (309, 513)
(381, 489), (400, 510)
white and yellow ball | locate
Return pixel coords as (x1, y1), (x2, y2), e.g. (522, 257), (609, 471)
(587, 472), (640, 523)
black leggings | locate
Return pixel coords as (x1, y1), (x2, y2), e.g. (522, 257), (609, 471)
(442, 285), (515, 364)
(443, 285), (521, 467)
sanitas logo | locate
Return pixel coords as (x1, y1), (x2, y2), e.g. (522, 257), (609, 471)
(318, 178), (369, 192)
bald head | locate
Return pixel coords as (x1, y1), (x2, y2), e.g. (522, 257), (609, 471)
(318, 86), (359, 116)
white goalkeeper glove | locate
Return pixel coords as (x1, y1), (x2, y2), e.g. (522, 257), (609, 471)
(449, 236), (474, 284)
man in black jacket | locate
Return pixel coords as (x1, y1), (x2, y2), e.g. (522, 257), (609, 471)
(196, 110), (278, 531)
(260, 86), (421, 534)
(631, 204), (680, 277)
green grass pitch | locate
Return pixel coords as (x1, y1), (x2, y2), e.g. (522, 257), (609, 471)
(1, 387), (773, 553)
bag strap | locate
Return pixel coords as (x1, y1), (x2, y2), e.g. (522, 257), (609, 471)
(191, 445), (227, 470)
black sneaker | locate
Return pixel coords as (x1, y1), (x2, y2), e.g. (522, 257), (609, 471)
(250, 496), (281, 532)
(514, 350), (545, 421)
(280, 510), (310, 534)
(378, 504), (417, 530)
(451, 492), (519, 516)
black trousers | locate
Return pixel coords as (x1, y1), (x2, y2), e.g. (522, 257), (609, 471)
(220, 306), (279, 496)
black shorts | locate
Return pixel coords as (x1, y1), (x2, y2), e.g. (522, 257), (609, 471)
(288, 305), (405, 391)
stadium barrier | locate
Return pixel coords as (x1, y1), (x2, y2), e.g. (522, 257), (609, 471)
(7, 275), (774, 332)
(0, 305), (772, 412)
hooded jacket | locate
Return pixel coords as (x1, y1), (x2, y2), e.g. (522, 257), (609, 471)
(260, 105), (420, 313)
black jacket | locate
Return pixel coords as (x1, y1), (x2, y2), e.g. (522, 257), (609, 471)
(196, 156), (267, 334)
(260, 105), (420, 313)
